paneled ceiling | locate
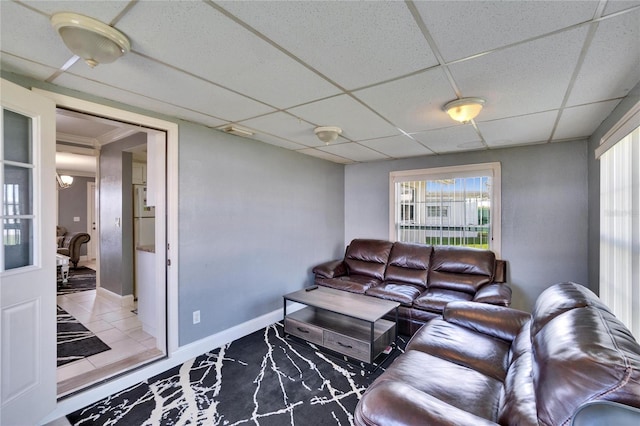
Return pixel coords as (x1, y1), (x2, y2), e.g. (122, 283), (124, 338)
(1, 0), (639, 164)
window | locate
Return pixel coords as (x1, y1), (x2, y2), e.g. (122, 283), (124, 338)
(390, 163), (501, 255)
(598, 102), (639, 341)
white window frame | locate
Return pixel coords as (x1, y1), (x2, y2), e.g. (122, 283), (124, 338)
(389, 162), (501, 257)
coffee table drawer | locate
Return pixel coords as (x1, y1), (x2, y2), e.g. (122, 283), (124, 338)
(324, 331), (370, 363)
(285, 317), (323, 345)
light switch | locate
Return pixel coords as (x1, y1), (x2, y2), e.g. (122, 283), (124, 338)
(73, 216), (80, 222)
(115, 217), (121, 227)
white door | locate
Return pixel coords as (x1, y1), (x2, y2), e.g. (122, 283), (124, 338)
(1, 79), (57, 425)
(87, 181), (97, 260)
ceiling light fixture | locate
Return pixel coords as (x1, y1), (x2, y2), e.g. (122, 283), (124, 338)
(223, 125), (254, 137)
(56, 173), (74, 189)
(51, 12), (130, 68)
(314, 126), (342, 145)
(443, 97), (485, 123)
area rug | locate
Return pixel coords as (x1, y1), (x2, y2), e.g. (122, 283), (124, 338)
(57, 306), (111, 367)
(67, 322), (408, 425)
(57, 266), (96, 296)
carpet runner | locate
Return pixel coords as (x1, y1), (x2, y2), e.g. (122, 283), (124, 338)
(67, 322), (407, 425)
(57, 306), (111, 367)
(57, 266), (97, 296)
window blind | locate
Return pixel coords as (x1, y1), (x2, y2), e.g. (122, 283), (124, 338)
(599, 125), (640, 340)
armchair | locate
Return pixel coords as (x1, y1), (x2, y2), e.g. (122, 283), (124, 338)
(56, 226), (90, 268)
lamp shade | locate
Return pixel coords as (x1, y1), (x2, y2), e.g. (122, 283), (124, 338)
(51, 13), (130, 68)
(443, 98), (485, 123)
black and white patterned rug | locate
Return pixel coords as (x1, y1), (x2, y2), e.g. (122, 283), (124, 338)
(57, 267), (96, 296)
(57, 306), (111, 367)
(67, 322), (407, 425)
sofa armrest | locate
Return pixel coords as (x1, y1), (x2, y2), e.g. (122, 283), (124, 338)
(312, 259), (347, 279)
(473, 283), (512, 306)
(443, 301), (530, 342)
(355, 381), (497, 426)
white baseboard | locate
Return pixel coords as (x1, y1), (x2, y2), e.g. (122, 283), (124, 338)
(96, 287), (135, 308)
(40, 304), (301, 425)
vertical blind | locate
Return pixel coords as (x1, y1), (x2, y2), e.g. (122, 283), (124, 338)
(599, 124), (639, 341)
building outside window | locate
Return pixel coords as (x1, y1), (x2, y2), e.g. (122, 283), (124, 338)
(390, 163), (501, 256)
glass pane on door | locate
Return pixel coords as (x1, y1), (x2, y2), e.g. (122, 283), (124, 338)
(2, 109), (34, 270)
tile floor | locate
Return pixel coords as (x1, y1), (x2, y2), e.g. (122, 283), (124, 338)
(56, 261), (163, 397)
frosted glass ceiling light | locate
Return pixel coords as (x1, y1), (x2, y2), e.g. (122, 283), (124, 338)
(314, 126), (342, 145)
(56, 173), (73, 189)
(51, 12), (130, 68)
(443, 98), (485, 123)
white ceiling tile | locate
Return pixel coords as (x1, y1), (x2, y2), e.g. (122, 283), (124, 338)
(449, 26), (589, 121)
(566, 9), (640, 106)
(0, 52), (58, 81)
(297, 148), (353, 164)
(288, 95), (400, 141)
(415, 1), (598, 62)
(478, 111), (558, 147)
(63, 53), (274, 122)
(220, 130), (307, 151)
(0, 1), (76, 69)
(24, 1), (130, 23)
(359, 135), (434, 158)
(354, 67), (457, 133)
(219, 1), (438, 89)
(318, 142), (390, 163)
(603, 0), (640, 16)
(239, 112), (330, 148)
(115, 1), (339, 109)
(554, 100), (620, 140)
(53, 73), (228, 128)
(411, 125), (485, 154)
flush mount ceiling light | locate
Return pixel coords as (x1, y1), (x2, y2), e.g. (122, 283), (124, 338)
(443, 97), (486, 123)
(314, 126), (342, 145)
(51, 12), (130, 68)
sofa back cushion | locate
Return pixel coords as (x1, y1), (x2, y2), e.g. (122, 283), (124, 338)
(428, 246), (496, 293)
(531, 283), (640, 425)
(384, 242), (432, 288)
(530, 281), (613, 336)
(344, 239), (393, 281)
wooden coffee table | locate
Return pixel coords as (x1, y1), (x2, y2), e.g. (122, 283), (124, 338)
(283, 286), (399, 365)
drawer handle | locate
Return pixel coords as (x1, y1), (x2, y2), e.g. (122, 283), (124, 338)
(296, 327), (310, 334)
(337, 341), (353, 349)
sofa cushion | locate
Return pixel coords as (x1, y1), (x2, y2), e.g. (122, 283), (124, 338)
(429, 246), (495, 293)
(383, 242), (432, 288)
(315, 274), (381, 294)
(530, 281), (613, 336)
(366, 283), (423, 306)
(413, 287), (473, 313)
(407, 318), (511, 381)
(499, 348), (538, 426)
(377, 350), (503, 421)
(344, 239), (393, 281)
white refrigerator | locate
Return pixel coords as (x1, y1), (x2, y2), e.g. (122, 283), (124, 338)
(133, 184), (155, 247)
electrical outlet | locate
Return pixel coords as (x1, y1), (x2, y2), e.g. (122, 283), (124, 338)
(193, 310), (200, 324)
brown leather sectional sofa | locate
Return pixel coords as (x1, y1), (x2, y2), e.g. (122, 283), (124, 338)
(355, 282), (640, 425)
(313, 239), (511, 335)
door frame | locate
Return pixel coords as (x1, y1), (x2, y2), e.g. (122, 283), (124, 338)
(34, 89), (179, 418)
(86, 181), (97, 260)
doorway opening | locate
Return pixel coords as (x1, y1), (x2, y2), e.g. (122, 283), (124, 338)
(54, 108), (167, 397)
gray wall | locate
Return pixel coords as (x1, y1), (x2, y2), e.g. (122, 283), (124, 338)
(344, 140), (589, 312)
(99, 133), (145, 297)
(57, 175), (94, 256)
(178, 122), (345, 345)
(587, 81), (640, 292)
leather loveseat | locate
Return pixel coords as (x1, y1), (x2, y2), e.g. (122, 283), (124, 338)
(354, 282), (640, 425)
(313, 239), (510, 335)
